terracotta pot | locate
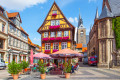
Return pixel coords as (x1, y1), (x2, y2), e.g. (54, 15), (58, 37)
(24, 68), (27, 72)
(21, 70), (24, 74)
(40, 74), (46, 79)
(11, 74), (13, 77)
(65, 73), (70, 79)
(13, 74), (19, 80)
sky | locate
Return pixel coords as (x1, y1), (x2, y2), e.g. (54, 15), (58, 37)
(0, 0), (103, 46)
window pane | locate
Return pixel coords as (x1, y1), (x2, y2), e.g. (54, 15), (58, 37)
(51, 32), (55, 37)
(51, 20), (55, 26)
(44, 32), (48, 38)
(56, 20), (60, 25)
(64, 31), (68, 37)
(57, 31), (62, 37)
(0, 39), (3, 49)
(53, 10), (57, 14)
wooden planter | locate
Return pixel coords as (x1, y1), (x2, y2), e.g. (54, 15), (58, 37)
(13, 74), (19, 80)
(65, 73), (70, 79)
(40, 74), (46, 79)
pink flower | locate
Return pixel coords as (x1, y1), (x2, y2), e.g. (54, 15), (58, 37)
(56, 37), (62, 40)
(63, 36), (69, 40)
(43, 38), (49, 41)
(52, 13), (57, 16)
(53, 49), (58, 52)
(45, 50), (50, 52)
(50, 37), (55, 40)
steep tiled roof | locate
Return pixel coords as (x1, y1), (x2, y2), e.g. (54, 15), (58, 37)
(76, 43), (82, 48)
(7, 12), (19, 18)
(108, 0), (120, 17)
(28, 37), (36, 47)
(20, 26), (28, 36)
(99, 4), (113, 19)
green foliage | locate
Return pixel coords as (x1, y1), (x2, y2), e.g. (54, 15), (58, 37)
(63, 60), (72, 73)
(21, 61), (29, 69)
(112, 17), (120, 49)
(8, 61), (22, 74)
(37, 60), (46, 74)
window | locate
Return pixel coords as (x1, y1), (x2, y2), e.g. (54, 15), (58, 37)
(10, 25), (13, 32)
(51, 32), (55, 37)
(53, 10), (57, 14)
(0, 39), (4, 49)
(61, 42), (67, 49)
(9, 37), (11, 46)
(44, 32), (48, 38)
(13, 38), (15, 47)
(45, 43), (50, 50)
(56, 20), (60, 25)
(51, 20), (55, 26)
(53, 42), (59, 50)
(16, 39), (18, 47)
(57, 31), (62, 37)
(2, 24), (5, 32)
(80, 30), (84, 36)
(64, 31), (68, 37)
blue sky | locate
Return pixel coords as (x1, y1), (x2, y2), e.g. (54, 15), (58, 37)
(0, 0), (103, 46)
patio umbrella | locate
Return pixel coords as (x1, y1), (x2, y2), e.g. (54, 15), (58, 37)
(50, 48), (83, 58)
(33, 52), (51, 59)
(30, 49), (33, 65)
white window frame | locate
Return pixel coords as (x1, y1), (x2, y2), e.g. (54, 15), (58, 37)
(57, 31), (62, 37)
(51, 20), (55, 26)
(51, 32), (55, 37)
(45, 43), (50, 50)
(56, 20), (60, 25)
(2, 24), (5, 32)
(53, 42), (59, 50)
(61, 42), (67, 49)
(53, 10), (57, 14)
(44, 32), (48, 38)
(64, 31), (69, 37)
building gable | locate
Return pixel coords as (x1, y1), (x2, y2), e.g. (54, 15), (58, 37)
(37, 1), (75, 33)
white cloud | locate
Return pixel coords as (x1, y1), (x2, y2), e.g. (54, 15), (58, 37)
(68, 17), (74, 23)
(33, 38), (41, 41)
(68, 17), (78, 23)
(88, 0), (97, 2)
(0, 0), (47, 11)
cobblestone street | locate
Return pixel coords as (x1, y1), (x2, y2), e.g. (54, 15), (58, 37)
(1, 63), (119, 80)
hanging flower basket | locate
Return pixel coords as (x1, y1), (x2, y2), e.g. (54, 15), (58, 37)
(49, 25), (60, 29)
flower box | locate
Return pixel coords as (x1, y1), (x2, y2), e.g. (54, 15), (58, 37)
(45, 50), (50, 53)
(56, 37), (62, 40)
(53, 49), (59, 52)
(43, 38), (49, 41)
(63, 36), (69, 40)
(50, 37), (55, 40)
(52, 13), (57, 16)
(49, 25), (60, 29)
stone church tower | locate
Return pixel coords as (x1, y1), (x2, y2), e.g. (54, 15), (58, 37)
(77, 13), (86, 45)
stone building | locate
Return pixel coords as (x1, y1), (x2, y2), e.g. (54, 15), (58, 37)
(0, 6), (9, 64)
(87, 0), (120, 67)
(77, 13), (86, 45)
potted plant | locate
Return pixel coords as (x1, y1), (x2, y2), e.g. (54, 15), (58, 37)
(8, 61), (22, 80)
(63, 61), (72, 79)
(21, 61), (29, 72)
(38, 60), (46, 79)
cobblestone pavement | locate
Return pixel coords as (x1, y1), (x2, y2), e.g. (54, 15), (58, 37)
(1, 63), (120, 80)
(21, 67), (120, 80)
